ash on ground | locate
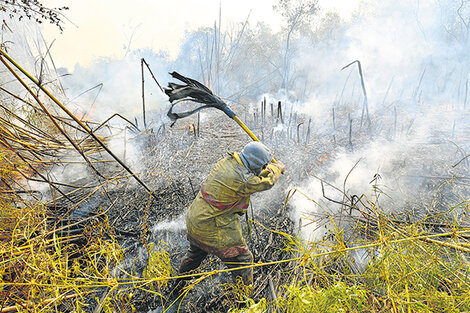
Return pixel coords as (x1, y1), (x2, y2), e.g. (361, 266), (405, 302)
(43, 100), (470, 312)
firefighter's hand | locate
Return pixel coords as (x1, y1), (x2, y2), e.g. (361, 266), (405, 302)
(274, 161), (286, 174)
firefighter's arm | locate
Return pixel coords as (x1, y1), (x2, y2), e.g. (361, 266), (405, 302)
(239, 162), (284, 195)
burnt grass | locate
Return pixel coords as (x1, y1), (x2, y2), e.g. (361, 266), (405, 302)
(42, 103), (335, 312)
(43, 101), (470, 312)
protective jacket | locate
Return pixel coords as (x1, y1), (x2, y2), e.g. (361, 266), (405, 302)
(186, 152), (282, 258)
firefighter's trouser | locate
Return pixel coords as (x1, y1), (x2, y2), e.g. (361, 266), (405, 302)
(178, 243), (253, 285)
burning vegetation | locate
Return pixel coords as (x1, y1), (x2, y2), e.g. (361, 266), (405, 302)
(1, 0), (470, 312)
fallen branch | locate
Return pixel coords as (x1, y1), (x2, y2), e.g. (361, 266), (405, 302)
(0, 293), (80, 313)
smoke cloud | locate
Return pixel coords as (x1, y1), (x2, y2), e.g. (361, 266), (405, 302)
(4, 0), (470, 243)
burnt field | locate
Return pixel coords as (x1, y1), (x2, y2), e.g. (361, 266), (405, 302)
(1, 41), (470, 312)
(38, 97), (333, 312)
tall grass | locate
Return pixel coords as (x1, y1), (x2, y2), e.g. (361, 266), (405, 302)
(0, 44), (469, 312)
(229, 192), (470, 313)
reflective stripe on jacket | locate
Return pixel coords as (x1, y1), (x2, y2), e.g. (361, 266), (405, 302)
(186, 151), (282, 258)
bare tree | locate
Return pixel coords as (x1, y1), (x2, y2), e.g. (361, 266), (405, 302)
(0, 0), (68, 31)
(274, 0), (319, 91)
(175, 20), (282, 100)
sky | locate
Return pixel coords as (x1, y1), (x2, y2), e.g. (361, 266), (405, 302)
(40, 0), (361, 70)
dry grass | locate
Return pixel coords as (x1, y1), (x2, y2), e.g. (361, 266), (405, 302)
(0, 43), (469, 313)
(226, 190), (470, 313)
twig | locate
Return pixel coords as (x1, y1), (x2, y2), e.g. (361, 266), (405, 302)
(0, 126), (73, 202)
(413, 66), (426, 101)
(0, 293), (80, 313)
(0, 54), (105, 179)
(197, 112), (200, 137)
(306, 118), (311, 145)
(348, 114), (353, 148)
(0, 49), (157, 198)
(267, 274), (277, 305)
(321, 181), (353, 208)
(141, 58), (164, 92)
(0, 86), (88, 134)
(341, 60), (370, 130)
(141, 58), (147, 129)
(277, 101), (283, 124)
(93, 287), (114, 313)
(78, 113), (139, 146)
(343, 158), (362, 206)
(453, 154), (470, 168)
(296, 122), (303, 144)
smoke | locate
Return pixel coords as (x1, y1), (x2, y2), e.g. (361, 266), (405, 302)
(57, 51), (170, 124)
(290, 135), (467, 242)
(279, 0), (470, 242)
(152, 212), (187, 233)
(5, 1), (470, 245)
(292, 0), (470, 112)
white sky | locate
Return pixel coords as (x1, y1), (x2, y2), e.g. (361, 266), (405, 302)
(41, 0), (360, 70)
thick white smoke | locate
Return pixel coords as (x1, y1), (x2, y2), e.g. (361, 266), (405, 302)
(4, 1), (469, 243)
(57, 52), (170, 124)
(293, 0), (470, 112)
(288, 0), (470, 241)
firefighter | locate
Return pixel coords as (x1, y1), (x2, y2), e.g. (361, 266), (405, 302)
(178, 141), (285, 286)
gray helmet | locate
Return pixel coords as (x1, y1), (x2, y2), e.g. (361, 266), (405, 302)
(240, 142), (272, 176)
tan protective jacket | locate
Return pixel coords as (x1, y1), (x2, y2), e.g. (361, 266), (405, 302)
(186, 152), (282, 258)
